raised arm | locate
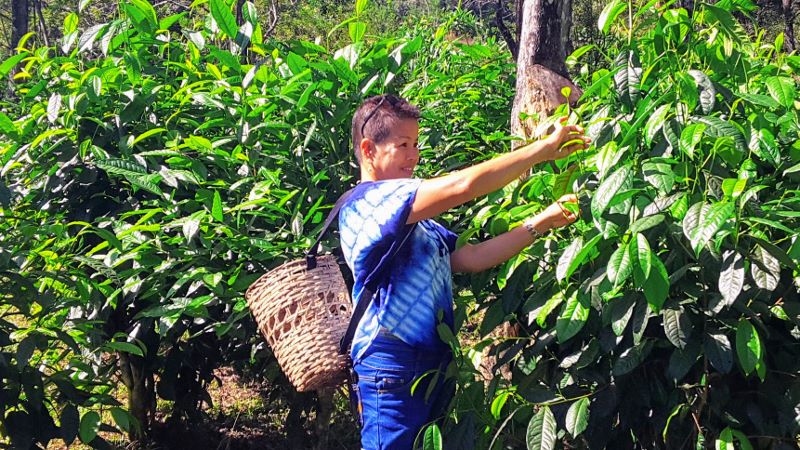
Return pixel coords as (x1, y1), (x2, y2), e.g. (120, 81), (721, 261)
(407, 122), (588, 224)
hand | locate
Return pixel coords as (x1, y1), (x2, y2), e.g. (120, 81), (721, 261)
(530, 194), (580, 232)
(541, 117), (591, 161)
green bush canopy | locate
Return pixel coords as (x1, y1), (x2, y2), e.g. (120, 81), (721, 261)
(0, 1), (798, 449)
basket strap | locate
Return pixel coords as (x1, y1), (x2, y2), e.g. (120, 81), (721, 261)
(306, 188), (356, 270)
(338, 222), (417, 356)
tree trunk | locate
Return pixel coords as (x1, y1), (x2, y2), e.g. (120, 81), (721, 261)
(783, 0), (796, 52)
(10, 0), (29, 51)
(511, 0), (581, 143)
(678, 0), (695, 14)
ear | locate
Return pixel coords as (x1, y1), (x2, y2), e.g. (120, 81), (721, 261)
(359, 138), (375, 162)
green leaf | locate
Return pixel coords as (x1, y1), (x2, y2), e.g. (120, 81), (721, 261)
(718, 250), (744, 307)
(630, 214), (664, 234)
(557, 237), (583, 282)
(749, 128), (779, 166)
(682, 201), (733, 256)
(78, 23), (108, 54)
(132, 128), (167, 146)
(613, 343), (646, 375)
(716, 428), (734, 450)
(60, 405), (79, 445)
(526, 406), (556, 450)
(105, 341), (144, 357)
(0, 112), (18, 138)
(614, 52), (642, 106)
(668, 342), (700, 381)
(642, 161), (675, 194)
(721, 178), (747, 199)
(679, 123), (705, 158)
(644, 104), (671, 145)
(96, 158), (147, 176)
(536, 291), (565, 328)
(356, 0), (369, 15)
(735, 319), (761, 376)
(47, 92), (61, 124)
(750, 244), (780, 291)
(632, 233), (652, 284)
(210, 0), (238, 40)
(607, 241), (633, 286)
(694, 116), (746, 153)
(765, 76), (795, 108)
(0, 53), (27, 79)
(349, 22), (367, 43)
(556, 234), (601, 282)
(735, 91), (781, 110)
(591, 164), (632, 219)
(212, 191), (224, 222)
(610, 295), (636, 336)
(79, 411), (100, 443)
(565, 398), (590, 438)
(64, 13), (79, 34)
(110, 407), (131, 433)
(598, 0), (627, 34)
(490, 390), (511, 419)
(556, 289), (590, 343)
(704, 332), (733, 373)
(663, 307), (691, 349)
(688, 70), (716, 114)
(423, 423), (442, 450)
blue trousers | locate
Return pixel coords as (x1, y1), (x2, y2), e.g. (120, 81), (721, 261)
(354, 330), (453, 450)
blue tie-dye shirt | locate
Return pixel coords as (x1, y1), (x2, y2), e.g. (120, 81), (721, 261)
(339, 179), (458, 362)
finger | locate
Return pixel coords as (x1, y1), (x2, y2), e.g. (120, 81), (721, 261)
(559, 194), (578, 203)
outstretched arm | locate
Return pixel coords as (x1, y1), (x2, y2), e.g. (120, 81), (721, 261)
(450, 195), (579, 273)
(407, 121), (588, 224)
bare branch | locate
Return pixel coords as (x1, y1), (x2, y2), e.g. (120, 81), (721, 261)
(264, 0), (279, 37)
(496, 0), (518, 59)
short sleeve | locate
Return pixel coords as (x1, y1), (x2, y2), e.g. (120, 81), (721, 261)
(339, 179), (422, 281)
(438, 223), (459, 253)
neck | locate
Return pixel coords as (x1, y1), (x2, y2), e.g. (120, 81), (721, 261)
(360, 168), (378, 182)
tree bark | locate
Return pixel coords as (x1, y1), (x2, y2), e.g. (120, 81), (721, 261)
(511, 0), (580, 143)
(783, 0), (796, 52)
(10, 0), (29, 51)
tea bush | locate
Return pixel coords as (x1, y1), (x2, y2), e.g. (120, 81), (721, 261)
(438, 1), (800, 449)
(0, 0), (514, 447)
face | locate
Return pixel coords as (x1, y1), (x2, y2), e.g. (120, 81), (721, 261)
(361, 118), (420, 181)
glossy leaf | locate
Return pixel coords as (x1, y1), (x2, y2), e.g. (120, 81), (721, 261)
(607, 241), (633, 286)
(642, 161), (675, 194)
(526, 406), (556, 450)
(565, 397), (590, 438)
(765, 76), (795, 108)
(556, 289), (590, 343)
(79, 411), (100, 444)
(704, 333), (733, 374)
(750, 244), (780, 291)
(423, 423), (442, 450)
(210, 0), (238, 40)
(688, 70), (716, 114)
(683, 201), (733, 256)
(592, 164), (632, 219)
(735, 319), (762, 376)
(718, 250), (744, 307)
(663, 307), (691, 349)
(599, 0), (627, 34)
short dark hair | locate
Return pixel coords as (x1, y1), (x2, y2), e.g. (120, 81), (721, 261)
(351, 94), (420, 165)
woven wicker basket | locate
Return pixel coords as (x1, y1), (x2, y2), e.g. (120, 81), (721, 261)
(245, 254), (352, 392)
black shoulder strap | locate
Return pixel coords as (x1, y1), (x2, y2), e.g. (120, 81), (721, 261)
(302, 186), (417, 357)
(305, 188), (355, 270)
(338, 222), (416, 355)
